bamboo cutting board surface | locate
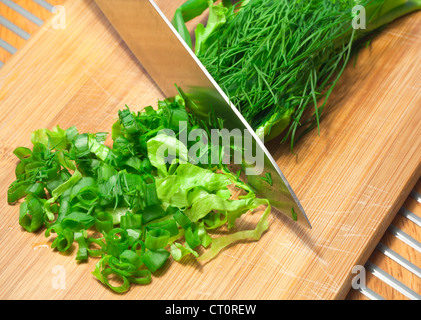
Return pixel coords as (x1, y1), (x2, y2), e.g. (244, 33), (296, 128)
(0, 0), (420, 300)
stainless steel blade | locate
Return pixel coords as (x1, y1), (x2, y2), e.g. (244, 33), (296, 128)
(94, 0), (312, 228)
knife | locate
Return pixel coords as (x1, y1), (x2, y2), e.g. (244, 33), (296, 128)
(94, 0), (312, 228)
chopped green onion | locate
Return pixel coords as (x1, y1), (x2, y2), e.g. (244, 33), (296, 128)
(173, 210), (192, 229)
(184, 224), (201, 249)
(120, 250), (143, 268)
(127, 269), (152, 285)
(146, 219), (179, 237)
(87, 237), (106, 257)
(101, 268), (131, 293)
(75, 231), (88, 261)
(141, 249), (170, 273)
(120, 212), (142, 230)
(145, 228), (170, 251)
(61, 212), (95, 232)
(51, 227), (74, 252)
(94, 211), (114, 234)
(126, 228), (142, 247)
(18, 193), (45, 232)
(106, 228), (129, 258)
(141, 204), (167, 224)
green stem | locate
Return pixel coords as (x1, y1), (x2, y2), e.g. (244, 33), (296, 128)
(366, 0), (421, 33)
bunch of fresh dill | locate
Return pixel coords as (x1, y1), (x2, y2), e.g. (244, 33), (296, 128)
(174, 0), (421, 149)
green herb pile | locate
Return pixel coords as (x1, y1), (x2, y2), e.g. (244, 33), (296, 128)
(7, 96), (271, 293)
(173, 0), (421, 148)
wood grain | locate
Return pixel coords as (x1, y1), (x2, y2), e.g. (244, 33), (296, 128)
(0, 0), (420, 300)
(0, 0), (65, 63)
(346, 179), (421, 300)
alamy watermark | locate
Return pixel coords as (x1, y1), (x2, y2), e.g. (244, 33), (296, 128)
(352, 5), (366, 30)
(153, 121), (264, 175)
(52, 265), (66, 290)
(51, 5), (66, 30)
(351, 265), (367, 290)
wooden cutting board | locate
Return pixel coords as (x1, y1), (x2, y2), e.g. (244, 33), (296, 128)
(0, 0), (420, 300)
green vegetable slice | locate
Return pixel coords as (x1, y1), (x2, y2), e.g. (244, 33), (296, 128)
(120, 212), (142, 230)
(18, 193), (45, 232)
(146, 219), (179, 237)
(94, 211), (114, 234)
(106, 228), (129, 258)
(75, 231), (89, 261)
(170, 242), (199, 261)
(195, 0), (229, 56)
(100, 267), (131, 293)
(141, 249), (170, 273)
(127, 269), (152, 285)
(145, 228), (171, 251)
(199, 199), (271, 261)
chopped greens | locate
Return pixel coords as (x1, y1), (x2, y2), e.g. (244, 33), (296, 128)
(7, 96), (270, 293)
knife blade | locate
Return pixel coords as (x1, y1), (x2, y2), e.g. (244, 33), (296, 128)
(94, 0), (311, 228)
